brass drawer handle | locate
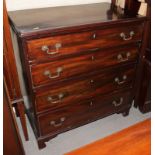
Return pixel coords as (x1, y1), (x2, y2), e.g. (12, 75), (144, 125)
(114, 75), (127, 85)
(112, 97), (123, 107)
(90, 79), (94, 83)
(47, 93), (65, 104)
(41, 43), (62, 55)
(92, 33), (97, 39)
(91, 55), (95, 61)
(117, 52), (131, 62)
(50, 117), (66, 127)
(44, 67), (63, 79)
(90, 101), (93, 106)
(120, 31), (135, 41)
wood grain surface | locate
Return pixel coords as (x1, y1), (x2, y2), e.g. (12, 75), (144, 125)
(136, 0), (151, 113)
(38, 90), (131, 136)
(26, 24), (142, 63)
(35, 64), (135, 113)
(3, 0), (28, 141)
(65, 119), (151, 155)
(8, 3), (146, 37)
(3, 79), (25, 155)
(3, 0), (22, 101)
(8, 2), (146, 149)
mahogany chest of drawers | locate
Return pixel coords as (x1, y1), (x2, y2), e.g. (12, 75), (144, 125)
(9, 2), (146, 149)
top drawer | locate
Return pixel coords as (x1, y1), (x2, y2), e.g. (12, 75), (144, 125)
(26, 23), (143, 62)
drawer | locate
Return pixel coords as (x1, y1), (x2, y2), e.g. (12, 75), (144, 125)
(35, 64), (136, 113)
(38, 90), (131, 136)
(31, 45), (139, 87)
(27, 23), (143, 62)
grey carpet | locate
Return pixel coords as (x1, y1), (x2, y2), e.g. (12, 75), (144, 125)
(16, 106), (151, 155)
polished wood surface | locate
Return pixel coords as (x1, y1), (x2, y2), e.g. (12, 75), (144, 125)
(35, 64), (135, 113)
(3, 80), (25, 155)
(9, 2), (146, 149)
(38, 90), (131, 136)
(139, 0), (151, 113)
(26, 23), (142, 63)
(138, 59), (150, 113)
(3, 0), (28, 141)
(8, 3), (145, 37)
(135, 0), (151, 113)
(65, 119), (151, 155)
(31, 46), (138, 88)
(125, 0), (141, 14)
(17, 102), (29, 141)
(3, 1), (22, 101)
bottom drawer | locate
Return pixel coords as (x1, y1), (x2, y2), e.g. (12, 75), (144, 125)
(38, 90), (132, 136)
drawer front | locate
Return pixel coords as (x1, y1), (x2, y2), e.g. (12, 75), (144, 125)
(38, 91), (131, 136)
(35, 64), (136, 113)
(31, 46), (139, 87)
(27, 24), (143, 62)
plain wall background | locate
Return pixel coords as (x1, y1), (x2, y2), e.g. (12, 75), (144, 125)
(6, 0), (111, 11)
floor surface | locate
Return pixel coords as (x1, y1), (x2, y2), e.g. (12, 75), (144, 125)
(16, 106), (151, 155)
(65, 119), (151, 155)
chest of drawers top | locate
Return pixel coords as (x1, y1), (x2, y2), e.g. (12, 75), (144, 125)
(9, 2), (146, 38)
